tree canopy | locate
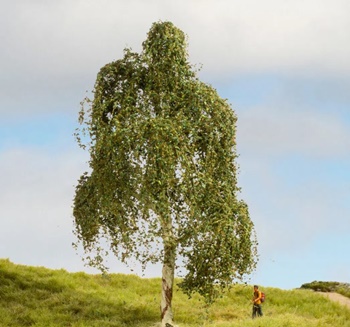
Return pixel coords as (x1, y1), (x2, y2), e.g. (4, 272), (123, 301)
(73, 21), (257, 326)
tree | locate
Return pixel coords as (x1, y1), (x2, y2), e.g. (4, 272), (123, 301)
(73, 21), (257, 327)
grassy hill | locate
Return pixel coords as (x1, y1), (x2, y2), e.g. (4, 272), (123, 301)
(0, 259), (349, 327)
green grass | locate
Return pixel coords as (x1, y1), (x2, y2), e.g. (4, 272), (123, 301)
(0, 259), (349, 326)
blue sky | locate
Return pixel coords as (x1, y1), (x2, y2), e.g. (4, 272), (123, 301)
(1, 0), (349, 290)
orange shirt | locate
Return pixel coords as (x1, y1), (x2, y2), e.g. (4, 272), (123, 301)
(253, 290), (262, 304)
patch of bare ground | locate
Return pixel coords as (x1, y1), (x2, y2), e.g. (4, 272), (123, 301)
(318, 292), (350, 309)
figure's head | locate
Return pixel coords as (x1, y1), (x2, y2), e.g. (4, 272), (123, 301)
(254, 285), (259, 291)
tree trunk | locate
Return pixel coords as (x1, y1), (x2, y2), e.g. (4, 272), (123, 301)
(160, 241), (176, 327)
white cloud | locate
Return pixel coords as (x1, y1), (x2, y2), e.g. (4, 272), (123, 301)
(237, 106), (350, 159)
(0, 146), (87, 269)
(239, 158), (350, 259)
(191, 0), (350, 77)
(1, 0), (350, 96)
(235, 103), (350, 256)
(2, 0), (349, 117)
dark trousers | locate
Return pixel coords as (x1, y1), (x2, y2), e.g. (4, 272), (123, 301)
(252, 304), (263, 318)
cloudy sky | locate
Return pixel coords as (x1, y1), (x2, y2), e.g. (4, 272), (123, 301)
(1, 0), (349, 290)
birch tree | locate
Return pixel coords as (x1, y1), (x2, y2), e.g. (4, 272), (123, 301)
(73, 21), (257, 327)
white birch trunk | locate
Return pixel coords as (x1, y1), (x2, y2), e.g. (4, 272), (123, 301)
(161, 258), (175, 327)
(160, 235), (176, 327)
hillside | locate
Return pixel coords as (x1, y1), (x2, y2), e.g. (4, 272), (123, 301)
(301, 280), (350, 298)
(0, 259), (349, 327)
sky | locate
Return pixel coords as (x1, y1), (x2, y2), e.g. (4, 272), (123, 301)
(1, 0), (349, 290)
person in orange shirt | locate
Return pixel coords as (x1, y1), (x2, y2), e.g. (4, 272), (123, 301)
(252, 285), (263, 318)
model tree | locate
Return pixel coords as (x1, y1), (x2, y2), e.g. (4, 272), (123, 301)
(73, 21), (257, 327)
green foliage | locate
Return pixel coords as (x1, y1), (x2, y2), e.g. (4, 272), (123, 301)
(301, 281), (350, 299)
(73, 20), (257, 304)
(1, 259), (350, 327)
